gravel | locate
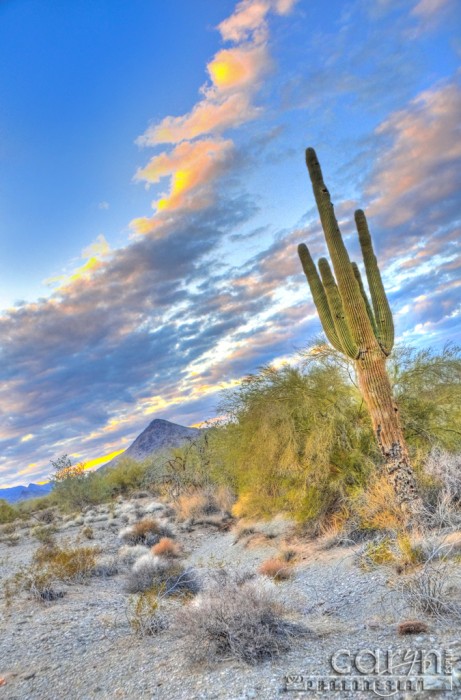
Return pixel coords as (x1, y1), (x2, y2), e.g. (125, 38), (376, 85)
(1, 499), (460, 699)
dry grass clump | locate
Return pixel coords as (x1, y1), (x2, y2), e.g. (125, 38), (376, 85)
(175, 486), (234, 522)
(4, 568), (65, 604)
(359, 534), (425, 572)
(232, 516), (294, 546)
(33, 543), (101, 582)
(127, 589), (169, 636)
(124, 553), (200, 596)
(4, 542), (100, 605)
(81, 525), (94, 540)
(151, 537), (180, 558)
(118, 517), (173, 546)
(174, 577), (305, 665)
(398, 620), (429, 635)
(354, 476), (405, 532)
(258, 558), (293, 581)
(1, 532), (20, 547)
(35, 509), (55, 524)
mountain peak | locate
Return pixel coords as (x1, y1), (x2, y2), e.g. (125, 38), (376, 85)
(103, 418), (200, 469)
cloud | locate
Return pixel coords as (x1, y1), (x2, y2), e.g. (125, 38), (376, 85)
(411, 0), (453, 17)
(218, 0), (298, 43)
(82, 234), (111, 259)
(132, 0), (298, 234)
(366, 79), (461, 230)
(139, 93), (260, 146)
(134, 138), (234, 215)
(207, 44), (270, 92)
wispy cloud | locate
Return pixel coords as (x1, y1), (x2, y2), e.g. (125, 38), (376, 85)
(131, 0), (298, 234)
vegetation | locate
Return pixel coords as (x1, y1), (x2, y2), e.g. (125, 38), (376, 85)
(258, 558), (293, 581)
(4, 542), (101, 605)
(118, 518), (173, 546)
(0, 499), (18, 524)
(124, 554), (199, 596)
(174, 574), (305, 665)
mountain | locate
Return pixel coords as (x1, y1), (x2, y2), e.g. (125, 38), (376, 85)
(102, 418), (200, 469)
(0, 482), (53, 504)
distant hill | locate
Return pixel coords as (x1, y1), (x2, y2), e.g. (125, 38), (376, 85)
(0, 482), (53, 504)
(102, 418), (200, 469)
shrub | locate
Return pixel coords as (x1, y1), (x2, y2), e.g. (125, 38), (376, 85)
(32, 525), (57, 546)
(118, 518), (173, 546)
(101, 457), (149, 496)
(174, 577), (305, 665)
(0, 500), (18, 524)
(211, 360), (376, 526)
(124, 554), (200, 596)
(118, 544), (150, 565)
(360, 537), (395, 569)
(92, 555), (119, 578)
(81, 526), (94, 540)
(424, 448), (461, 505)
(258, 558), (293, 581)
(399, 562), (461, 621)
(35, 509), (55, 524)
(151, 537), (180, 558)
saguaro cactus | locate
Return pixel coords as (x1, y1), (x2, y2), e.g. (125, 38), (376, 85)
(298, 148), (423, 523)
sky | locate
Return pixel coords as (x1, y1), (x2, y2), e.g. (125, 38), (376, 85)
(0, 0), (460, 487)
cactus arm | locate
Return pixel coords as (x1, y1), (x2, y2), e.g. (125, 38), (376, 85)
(297, 244), (344, 352)
(351, 262), (378, 337)
(354, 209), (394, 354)
(318, 258), (359, 359)
(305, 148), (377, 350)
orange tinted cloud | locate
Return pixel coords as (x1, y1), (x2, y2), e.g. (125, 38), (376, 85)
(207, 44), (270, 91)
(138, 93), (259, 146)
(133, 0), (297, 232)
(134, 138), (234, 214)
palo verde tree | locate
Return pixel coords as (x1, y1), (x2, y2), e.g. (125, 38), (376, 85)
(298, 147), (423, 523)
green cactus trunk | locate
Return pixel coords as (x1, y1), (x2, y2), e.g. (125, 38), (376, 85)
(298, 148), (423, 525)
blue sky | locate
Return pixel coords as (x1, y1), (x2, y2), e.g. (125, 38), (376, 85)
(0, 0), (460, 486)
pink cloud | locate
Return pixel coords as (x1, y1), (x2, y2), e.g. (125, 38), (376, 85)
(411, 0), (453, 18)
(138, 92), (260, 146)
(218, 0), (270, 43)
(367, 80), (461, 227)
(218, 0), (297, 43)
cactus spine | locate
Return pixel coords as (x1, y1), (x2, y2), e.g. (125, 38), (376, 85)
(298, 148), (422, 523)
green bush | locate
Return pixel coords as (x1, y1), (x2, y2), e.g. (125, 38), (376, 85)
(208, 358), (376, 524)
(0, 499), (18, 524)
(202, 343), (461, 529)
